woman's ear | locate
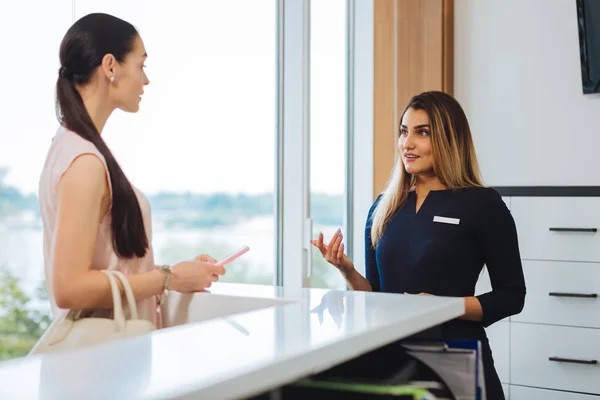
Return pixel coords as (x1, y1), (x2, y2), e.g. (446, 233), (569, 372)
(100, 53), (117, 81)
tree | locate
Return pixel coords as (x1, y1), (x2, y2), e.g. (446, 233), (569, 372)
(0, 268), (51, 360)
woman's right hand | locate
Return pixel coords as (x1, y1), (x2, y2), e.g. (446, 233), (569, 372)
(311, 229), (355, 276)
(169, 259), (226, 293)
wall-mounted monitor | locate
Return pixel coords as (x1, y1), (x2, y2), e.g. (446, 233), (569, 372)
(577, 0), (600, 94)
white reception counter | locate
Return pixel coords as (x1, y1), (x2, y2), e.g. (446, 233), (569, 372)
(0, 283), (464, 399)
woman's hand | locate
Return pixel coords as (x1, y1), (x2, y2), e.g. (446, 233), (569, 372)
(311, 229), (355, 276)
(169, 256), (225, 293)
(195, 254), (218, 263)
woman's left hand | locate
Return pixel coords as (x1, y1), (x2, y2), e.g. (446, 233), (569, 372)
(418, 292), (434, 296)
(195, 254), (218, 263)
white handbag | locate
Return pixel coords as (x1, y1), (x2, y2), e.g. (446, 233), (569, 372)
(29, 269), (155, 355)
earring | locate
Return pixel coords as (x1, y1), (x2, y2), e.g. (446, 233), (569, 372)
(110, 76), (115, 83)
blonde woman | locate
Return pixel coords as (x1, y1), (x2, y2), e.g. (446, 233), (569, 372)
(312, 91), (525, 399)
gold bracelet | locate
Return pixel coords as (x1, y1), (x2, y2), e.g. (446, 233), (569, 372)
(156, 265), (172, 306)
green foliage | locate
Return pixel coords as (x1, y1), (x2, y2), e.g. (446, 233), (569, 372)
(0, 268), (51, 360)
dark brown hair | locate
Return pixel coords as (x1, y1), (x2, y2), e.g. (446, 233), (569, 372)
(56, 13), (148, 258)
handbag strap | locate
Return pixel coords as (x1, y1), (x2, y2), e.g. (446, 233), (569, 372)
(100, 270), (126, 332)
(111, 270), (139, 320)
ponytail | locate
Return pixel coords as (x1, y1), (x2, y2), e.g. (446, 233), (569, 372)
(56, 13), (148, 259)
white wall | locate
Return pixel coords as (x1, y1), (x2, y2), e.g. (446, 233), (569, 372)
(455, 0), (600, 187)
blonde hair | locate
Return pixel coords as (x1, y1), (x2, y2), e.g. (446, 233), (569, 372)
(371, 91), (483, 246)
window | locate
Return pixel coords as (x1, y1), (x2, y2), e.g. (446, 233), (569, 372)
(309, 0), (348, 289)
(0, 0), (366, 361)
(0, 0), (278, 360)
(74, 0), (278, 286)
(0, 0), (72, 360)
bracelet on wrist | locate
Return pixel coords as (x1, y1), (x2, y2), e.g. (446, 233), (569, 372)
(156, 265), (172, 306)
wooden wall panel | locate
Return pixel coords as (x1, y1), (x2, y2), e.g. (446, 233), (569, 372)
(442, 0), (454, 94)
(373, 0), (396, 199)
(396, 0), (443, 110)
(373, 0), (453, 198)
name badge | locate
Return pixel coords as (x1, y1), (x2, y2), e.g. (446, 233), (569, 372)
(433, 216), (460, 225)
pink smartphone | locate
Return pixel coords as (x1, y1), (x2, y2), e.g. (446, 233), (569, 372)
(216, 246), (250, 267)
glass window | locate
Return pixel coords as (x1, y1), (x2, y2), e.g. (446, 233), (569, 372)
(0, 0), (278, 360)
(309, 0), (347, 289)
(0, 0), (72, 360)
(74, 0), (277, 286)
(0, 0), (354, 361)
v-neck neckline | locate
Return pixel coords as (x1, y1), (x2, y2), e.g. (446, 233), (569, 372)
(412, 191), (430, 214)
(411, 189), (452, 214)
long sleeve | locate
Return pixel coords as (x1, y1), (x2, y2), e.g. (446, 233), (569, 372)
(365, 196), (382, 292)
(475, 189), (526, 327)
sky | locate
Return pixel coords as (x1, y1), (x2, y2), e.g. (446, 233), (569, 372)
(0, 0), (346, 196)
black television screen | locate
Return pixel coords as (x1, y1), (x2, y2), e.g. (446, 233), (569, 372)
(577, 0), (600, 93)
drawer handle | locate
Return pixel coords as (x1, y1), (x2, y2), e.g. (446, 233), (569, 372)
(549, 292), (598, 298)
(549, 357), (598, 365)
(549, 227), (597, 233)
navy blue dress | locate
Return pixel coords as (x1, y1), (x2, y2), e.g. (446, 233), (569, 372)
(365, 187), (526, 399)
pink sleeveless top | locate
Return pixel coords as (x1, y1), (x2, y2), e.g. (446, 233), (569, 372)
(38, 126), (157, 325)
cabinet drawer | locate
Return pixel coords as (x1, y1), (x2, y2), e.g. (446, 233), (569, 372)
(486, 321), (509, 384)
(510, 385), (599, 400)
(512, 260), (600, 328)
(511, 323), (600, 394)
(511, 197), (600, 262)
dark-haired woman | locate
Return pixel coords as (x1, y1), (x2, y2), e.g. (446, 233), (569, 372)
(39, 13), (224, 328)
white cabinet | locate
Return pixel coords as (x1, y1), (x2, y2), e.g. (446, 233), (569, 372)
(498, 194), (600, 398)
(510, 385), (598, 400)
(502, 384), (509, 400)
(511, 323), (600, 394)
(511, 197), (600, 262)
(512, 260), (600, 328)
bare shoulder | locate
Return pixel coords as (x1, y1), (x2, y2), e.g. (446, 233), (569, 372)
(58, 153), (110, 204)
